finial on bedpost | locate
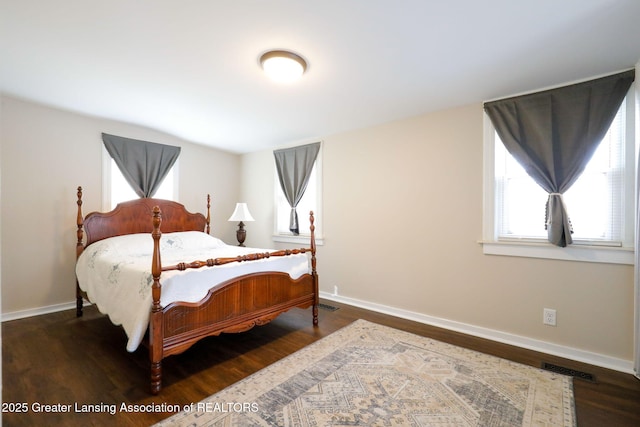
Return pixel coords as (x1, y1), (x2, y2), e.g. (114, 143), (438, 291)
(206, 194), (211, 234)
(76, 186), (84, 258)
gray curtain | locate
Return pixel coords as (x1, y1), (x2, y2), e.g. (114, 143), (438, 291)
(102, 133), (181, 198)
(274, 142), (321, 234)
(484, 70), (634, 247)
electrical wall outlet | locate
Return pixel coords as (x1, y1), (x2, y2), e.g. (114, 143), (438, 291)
(543, 308), (557, 326)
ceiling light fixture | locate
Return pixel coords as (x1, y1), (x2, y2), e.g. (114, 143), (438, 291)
(260, 50), (307, 83)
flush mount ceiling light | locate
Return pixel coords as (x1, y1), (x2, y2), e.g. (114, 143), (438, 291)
(260, 50), (307, 83)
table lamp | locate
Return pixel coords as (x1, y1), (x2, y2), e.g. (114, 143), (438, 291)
(228, 203), (254, 246)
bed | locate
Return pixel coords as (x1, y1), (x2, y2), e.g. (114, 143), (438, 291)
(74, 187), (319, 394)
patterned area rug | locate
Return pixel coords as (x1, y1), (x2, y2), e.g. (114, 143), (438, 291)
(155, 319), (575, 426)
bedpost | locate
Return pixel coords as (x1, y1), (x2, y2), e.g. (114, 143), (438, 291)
(150, 206), (164, 394)
(206, 194), (211, 234)
(76, 186), (84, 317)
(309, 211), (319, 326)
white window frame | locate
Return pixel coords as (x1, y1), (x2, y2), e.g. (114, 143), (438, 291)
(101, 146), (179, 210)
(481, 84), (636, 265)
(272, 141), (324, 245)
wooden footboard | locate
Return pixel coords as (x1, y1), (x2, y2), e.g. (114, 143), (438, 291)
(150, 273), (318, 394)
(149, 205), (319, 394)
(155, 272), (317, 356)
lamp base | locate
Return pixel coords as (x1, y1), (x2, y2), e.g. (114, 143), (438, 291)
(235, 221), (246, 246)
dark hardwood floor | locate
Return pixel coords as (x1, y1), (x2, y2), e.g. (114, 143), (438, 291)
(3, 300), (640, 426)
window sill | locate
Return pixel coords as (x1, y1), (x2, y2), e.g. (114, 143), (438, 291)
(272, 234), (324, 246)
(479, 240), (633, 265)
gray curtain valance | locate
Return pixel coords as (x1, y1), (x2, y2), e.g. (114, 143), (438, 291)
(484, 70), (634, 247)
(102, 133), (181, 198)
(274, 142), (321, 234)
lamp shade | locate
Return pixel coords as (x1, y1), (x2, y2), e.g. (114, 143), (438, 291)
(228, 203), (255, 222)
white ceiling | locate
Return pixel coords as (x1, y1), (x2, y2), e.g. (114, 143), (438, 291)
(2, 0), (639, 154)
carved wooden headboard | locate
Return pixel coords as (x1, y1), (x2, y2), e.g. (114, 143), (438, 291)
(76, 187), (210, 252)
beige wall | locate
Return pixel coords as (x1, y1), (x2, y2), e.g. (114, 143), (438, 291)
(0, 95), (241, 314)
(241, 103), (634, 364)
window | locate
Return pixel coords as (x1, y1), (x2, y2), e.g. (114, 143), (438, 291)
(273, 144), (323, 244)
(483, 88), (635, 264)
(103, 149), (179, 210)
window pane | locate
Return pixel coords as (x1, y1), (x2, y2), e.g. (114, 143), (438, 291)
(151, 170), (174, 200)
(110, 160), (138, 208)
(502, 174), (548, 237)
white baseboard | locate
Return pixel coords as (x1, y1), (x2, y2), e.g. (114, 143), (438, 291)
(1, 300), (89, 322)
(320, 291), (634, 375)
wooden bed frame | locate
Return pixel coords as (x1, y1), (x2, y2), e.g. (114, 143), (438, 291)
(75, 187), (319, 394)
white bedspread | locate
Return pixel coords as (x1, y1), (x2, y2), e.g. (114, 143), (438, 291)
(76, 231), (311, 351)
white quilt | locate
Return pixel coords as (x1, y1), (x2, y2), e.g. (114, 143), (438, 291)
(76, 231), (311, 351)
